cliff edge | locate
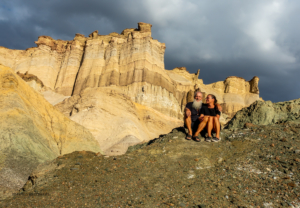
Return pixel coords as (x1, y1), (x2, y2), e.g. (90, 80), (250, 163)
(0, 23), (260, 120)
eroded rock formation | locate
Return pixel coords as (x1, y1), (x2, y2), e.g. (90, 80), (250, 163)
(167, 68), (260, 118)
(0, 65), (101, 199)
(0, 23), (260, 119)
(55, 86), (183, 155)
(203, 76), (260, 117)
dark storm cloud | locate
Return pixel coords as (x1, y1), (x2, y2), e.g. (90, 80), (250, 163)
(0, 0), (299, 102)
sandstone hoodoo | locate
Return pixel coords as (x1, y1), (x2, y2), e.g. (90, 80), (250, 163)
(0, 22), (260, 120)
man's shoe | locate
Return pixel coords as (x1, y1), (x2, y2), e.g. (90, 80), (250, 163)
(192, 135), (201, 142)
(212, 137), (221, 142)
(185, 134), (192, 140)
(205, 137), (212, 142)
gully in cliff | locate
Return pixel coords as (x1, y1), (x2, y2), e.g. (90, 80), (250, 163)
(184, 92), (222, 142)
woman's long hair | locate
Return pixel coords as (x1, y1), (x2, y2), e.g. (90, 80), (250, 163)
(207, 94), (217, 104)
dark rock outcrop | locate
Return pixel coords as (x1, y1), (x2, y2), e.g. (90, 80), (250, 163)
(226, 99), (300, 129)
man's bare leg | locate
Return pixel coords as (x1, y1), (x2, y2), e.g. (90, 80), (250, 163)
(213, 117), (220, 138)
(193, 116), (209, 137)
(184, 115), (192, 136)
(207, 116), (213, 137)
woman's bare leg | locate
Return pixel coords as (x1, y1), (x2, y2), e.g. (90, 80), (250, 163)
(207, 116), (213, 137)
(213, 117), (220, 138)
(194, 116), (209, 137)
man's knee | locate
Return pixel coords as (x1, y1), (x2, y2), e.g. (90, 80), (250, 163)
(204, 116), (213, 123)
(184, 115), (191, 121)
(203, 116), (209, 121)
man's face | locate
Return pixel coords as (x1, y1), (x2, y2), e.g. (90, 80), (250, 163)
(194, 93), (202, 101)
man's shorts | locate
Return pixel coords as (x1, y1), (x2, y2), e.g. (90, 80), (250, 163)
(184, 119), (200, 134)
(184, 119), (220, 136)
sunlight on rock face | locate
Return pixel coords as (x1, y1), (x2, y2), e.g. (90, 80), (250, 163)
(1, 72), (18, 89)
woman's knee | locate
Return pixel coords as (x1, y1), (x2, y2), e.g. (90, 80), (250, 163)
(208, 116), (214, 123)
(213, 117), (219, 123)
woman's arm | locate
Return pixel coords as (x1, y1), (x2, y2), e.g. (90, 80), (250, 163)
(216, 103), (222, 112)
(215, 107), (221, 119)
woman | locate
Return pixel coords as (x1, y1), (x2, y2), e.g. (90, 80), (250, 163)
(193, 94), (221, 142)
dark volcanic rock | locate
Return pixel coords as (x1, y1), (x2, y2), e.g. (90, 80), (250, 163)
(1, 123), (300, 207)
(226, 99), (300, 129)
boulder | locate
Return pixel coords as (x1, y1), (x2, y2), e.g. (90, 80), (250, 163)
(226, 99), (300, 129)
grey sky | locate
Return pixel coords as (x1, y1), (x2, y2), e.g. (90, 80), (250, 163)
(1, 0), (299, 102)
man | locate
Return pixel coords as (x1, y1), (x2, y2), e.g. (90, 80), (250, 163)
(184, 91), (222, 141)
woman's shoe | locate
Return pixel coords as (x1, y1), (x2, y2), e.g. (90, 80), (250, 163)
(205, 137), (212, 142)
(212, 137), (221, 142)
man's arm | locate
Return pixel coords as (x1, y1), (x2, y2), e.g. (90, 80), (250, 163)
(185, 107), (191, 117)
(216, 103), (222, 112)
(199, 114), (204, 122)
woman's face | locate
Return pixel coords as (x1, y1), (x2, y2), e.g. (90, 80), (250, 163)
(206, 95), (214, 104)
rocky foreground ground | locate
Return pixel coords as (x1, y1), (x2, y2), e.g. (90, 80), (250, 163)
(1, 122), (300, 207)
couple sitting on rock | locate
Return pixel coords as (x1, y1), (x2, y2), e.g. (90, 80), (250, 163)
(184, 91), (222, 142)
